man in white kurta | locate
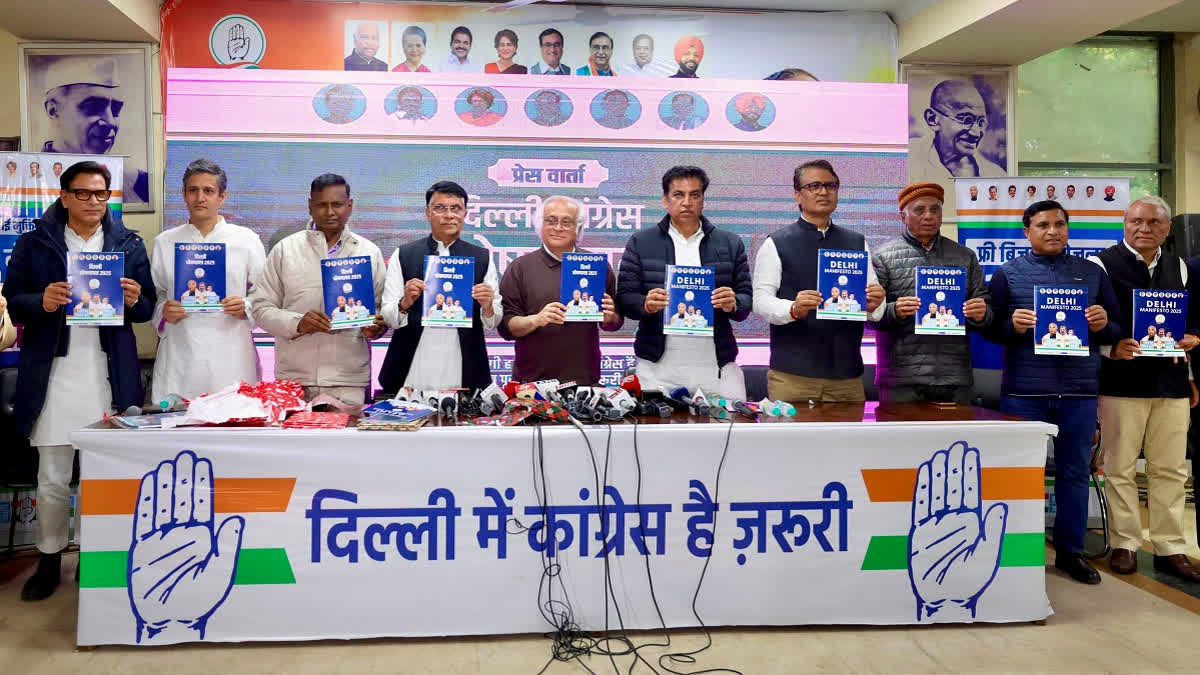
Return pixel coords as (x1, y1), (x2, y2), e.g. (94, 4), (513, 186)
(152, 160), (266, 402)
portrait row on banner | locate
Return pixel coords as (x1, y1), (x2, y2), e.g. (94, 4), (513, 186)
(165, 70), (910, 345)
(160, 0), (897, 83)
(954, 177), (1129, 280)
(0, 152), (125, 283)
(75, 421), (1054, 645)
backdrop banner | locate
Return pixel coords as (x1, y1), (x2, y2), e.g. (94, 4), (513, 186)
(75, 420), (1053, 646)
(166, 69), (909, 358)
(160, 1), (897, 83)
(955, 177), (1129, 281)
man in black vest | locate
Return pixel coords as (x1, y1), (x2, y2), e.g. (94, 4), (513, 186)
(751, 159), (885, 404)
(617, 166), (752, 399)
(379, 181), (500, 392)
(1087, 196), (1200, 581)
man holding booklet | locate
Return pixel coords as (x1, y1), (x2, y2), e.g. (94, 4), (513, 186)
(985, 199), (1121, 585)
(379, 181), (501, 393)
(2, 160), (154, 601)
(151, 159), (267, 402)
(499, 195), (622, 384)
(752, 159), (885, 404)
(250, 174), (386, 405)
(871, 182), (992, 404)
(617, 166), (752, 399)
(1085, 196), (1200, 581)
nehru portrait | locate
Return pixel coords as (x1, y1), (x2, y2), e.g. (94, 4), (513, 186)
(912, 79), (1005, 179)
(40, 55), (148, 203)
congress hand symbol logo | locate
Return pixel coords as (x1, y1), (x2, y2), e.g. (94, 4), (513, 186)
(907, 441), (1008, 620)
(128, 450), (244, 642)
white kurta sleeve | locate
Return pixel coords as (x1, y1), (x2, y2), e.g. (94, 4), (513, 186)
(865, 241), (885, 322)
(752, 238), (796, 326)
(381, 248), (409, 329)
(241, 231), (268, 330)
(149, 234), (172, 338)
(482, 257), (502, 331)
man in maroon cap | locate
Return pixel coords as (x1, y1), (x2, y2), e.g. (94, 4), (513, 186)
(870, 181), (992, 404)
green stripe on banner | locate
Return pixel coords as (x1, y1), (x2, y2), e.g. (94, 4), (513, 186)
(860, 533), (1045, 570)
(956, 221), (1123, 229)
(79, 548), (295, 588)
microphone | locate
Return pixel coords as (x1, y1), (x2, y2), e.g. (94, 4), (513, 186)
(646, 388), (689, 413)
(619, 374), (641, 400)
(669, 386), (709, 416)
(479, 382), (508, 416)
(514, 382), (544, 401)
(733, 400), (759, 419)
(533, 379), (561, 401)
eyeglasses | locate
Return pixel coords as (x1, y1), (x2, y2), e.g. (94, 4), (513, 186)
(542, 41), (563, 49)
(799, 181), (840, 193)
(543, 218), (577, 230)
(931, 107), (987, 129)
(429, 204), (465, 215)
(68, 189), (112, 202)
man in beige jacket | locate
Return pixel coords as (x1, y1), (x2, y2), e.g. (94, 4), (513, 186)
(249, 174), (386, 404)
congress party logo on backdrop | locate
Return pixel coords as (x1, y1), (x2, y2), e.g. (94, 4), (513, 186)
(127, 451), (245, 642)
(210, 15), (267, 66)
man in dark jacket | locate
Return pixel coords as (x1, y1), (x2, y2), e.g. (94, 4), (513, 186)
(1087, 196), (1200, 581)
(872, 182), (992, 403)
(986, 199), (1121, 585)
(617, 166), (752, 399)
(2, 160), (155, 601)
(751, 159), (885, 404)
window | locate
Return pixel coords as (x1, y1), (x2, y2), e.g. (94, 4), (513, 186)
(1016, 35), (1171, 202)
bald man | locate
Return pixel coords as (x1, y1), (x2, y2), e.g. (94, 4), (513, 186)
(345, 22), (387, 71)
(911, 80), (1004, 178)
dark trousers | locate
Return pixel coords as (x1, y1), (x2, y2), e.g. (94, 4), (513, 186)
(879, 384), (974, 405)
(1001, 395), (1097, 554)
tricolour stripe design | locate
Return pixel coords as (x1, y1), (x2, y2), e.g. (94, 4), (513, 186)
(80, 478), (296, 515)
(80, 548), (296, 588)
(860, 467), (1044, 502)
(860, 533), (1044, 570)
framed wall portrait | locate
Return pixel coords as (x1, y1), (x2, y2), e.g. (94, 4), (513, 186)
(900, 63), (1015, 218)
(18, 42), (154, 213)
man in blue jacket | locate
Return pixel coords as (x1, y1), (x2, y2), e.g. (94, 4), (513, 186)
(987, 199), (1121, 585)
(618, 166), (752, 399)
(2, 161), (155, 601)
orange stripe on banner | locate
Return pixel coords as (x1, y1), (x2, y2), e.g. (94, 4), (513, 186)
(860, 467), (1044, 502)
(958, 208), (1122, 217)
(81, 478), (295, 515)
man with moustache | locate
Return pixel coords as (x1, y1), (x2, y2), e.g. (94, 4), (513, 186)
(577, 32), (616, 76)
(344, 22), (387, 71)
(671, 36), (704, 78)
(442, 26), (482, 73)
(380, 181), (501, 392)
(732, 93), (768, 132)
(912, 80), (1004, 179)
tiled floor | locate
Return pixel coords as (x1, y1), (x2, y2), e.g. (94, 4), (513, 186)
(5, 503), (1200, 675)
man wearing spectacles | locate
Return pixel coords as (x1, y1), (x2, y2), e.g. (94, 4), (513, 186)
(498, 195), (622, 385)
(380, 181), (502, 393)
(3, 160), (155, 601)
(250, 173), (387, 405)
(913, 80), (1005, 180)
(752, 159), (885, 404)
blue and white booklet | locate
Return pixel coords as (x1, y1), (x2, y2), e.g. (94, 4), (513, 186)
(321, 256), (376, 330)
(1034, 284), (1089, 356)
(423, 255), (475, 328)
(914, 266), (966, 336)
(1132, 289), (1187, 357)
(66, 251), (124, 326)
(0, 233), (17, 282)
(561, 252), (606, 322)
(816, 249), (868, 321)
(663, 264), (714, 337)
(174, 242), (226, 314)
